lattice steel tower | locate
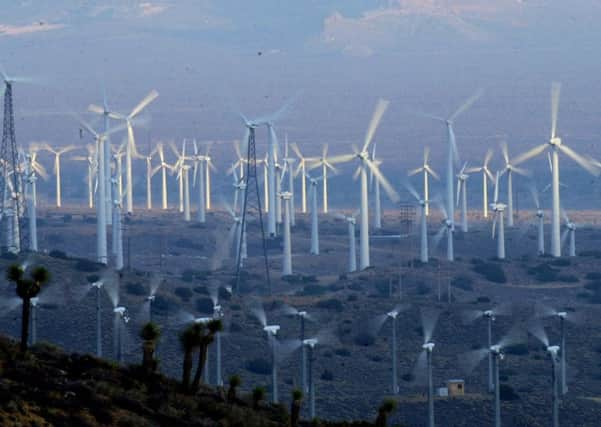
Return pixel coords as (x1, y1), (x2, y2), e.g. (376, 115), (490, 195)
(235, 125), (271, 294)
(1, 78), (24, 253)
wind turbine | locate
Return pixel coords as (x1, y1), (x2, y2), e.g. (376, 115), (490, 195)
(413, 308), (440, 427)
(455, 162), (470, 232)
(466, 149), (494, 218)
(308, 144), (341, 214)
(561, 210), (576, 257)
(528, 321), (561, 427)
(203, 143), (215, 211)
(491, 172), (506, 260)
(510, 82), (599, 257)
(88, 91), (122, 224)
(225, 201), (246, 268)
(137, 145), (159, 210)
(154, 144), (172, 210)
(170, 140), (189, 213)
(335, 99), (400, 269)
(191, 140), (206, 223)
(71, 144), (96, 208)
(79, 118), (127, 265)
(280, 190), (293, 276)
(500, 142), (530, 227)
(264, 324), (281, 403)
(291, 143), (316, 214)
(111, 177), (124, 270)
(306, 173), (322, 255)
(282, 306), (312, 393)
(460, 325), (523, 427)
(40, 143), (77, 208)
(334, 210), (359, 272)
(209, 286), (226, 386)
(408, 147), (439, 217)
(528, 183), (545, 255)
(281, 136), (296, 225)
(23, 153), (43, 251)
(535, 302), (582, 396)
(369, 143), (384, 229)
(181, 164), (191, 222)
(112, 141), (126, 200)
(111, 90), (159, 214)
(113, 306), (130, 364)
(463, 303), (512, 393)
(424, 90), (483, 232)
(404, 181), (429, 263)
(432, 201), (454, 261)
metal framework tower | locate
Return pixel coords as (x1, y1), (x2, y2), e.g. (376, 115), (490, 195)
(1, 81), (24, 253)
(235, 126), (271, 294)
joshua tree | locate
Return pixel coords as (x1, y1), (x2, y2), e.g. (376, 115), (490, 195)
(140, 322), (161, 374)
(192, 318), (223, 390)
(7, 264), (50, 353)
(290, 389), (303, 427)
(375, 398), (397, 427)
(252, 386), (266, 410)
(227, 374), (241, 402)
(180, 324), (199, 391)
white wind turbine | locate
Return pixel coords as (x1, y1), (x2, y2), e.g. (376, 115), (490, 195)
(181, 164), (191, 222)
(281, 136), (297, 225)
(154, 144), (173, 210)
(499, 141), (530, 227)
(490, 172), (506, 260)
(408, 147), (439, 217)
(170, 140), (190, 213)
(79, 118), (127, 265)
(334, 210), (359, 273)
(306, 173), (322, 255)
(112, 141), (126, 200)
(137, 146), (159, 210)
(433, 200), (454, 261)
(71, 144), (97, 208)
(465, 149), (494, 218)
(40, 143), (77, 208)
(111, 90), (159, 214)
(291, 143), (316, 214)
(191, 141), (206, 223)
(369, 143), (384, 229)
(308, 144), (342, 214)
(230, 165), (245, 215)
(510, 82), (599, 257)
(335, 99), (400, 270)
(404, 181), (429, 263)
(455, 162), (470, 232)
(224, 201), (246, 268)
(280, 190), (293, 276)
(528, 183), (545, 255)
(111, 177), (124, 270)
(26, 145), (49, 208)
(424, 90), (483, 232)
(203, 143), (215, 211)
(561, 209), (576, 257)
(23, 154), (40, 251)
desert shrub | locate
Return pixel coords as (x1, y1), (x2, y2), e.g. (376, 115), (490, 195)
(588, 289), (601, 304)
(47, 233), (65, 245)
(504, 343), (529, 356)
(181, 269), (195, 283)
(174, 238), (203, 251)
(585, 281), (601, 291)
(245, 358), (271, 375)
(302, 275), (318, 283)
(374, 279), (393, 297)
(557, 274), (579, 283)
(347, 294), (358, 302)
(229, 322), (242, 333)
(316, 298), (343, 312)
(354, 332), (375, 347)
(348, 282), (363, 291)
(416, 282), (430, 295)
(401, 373), (415, 382)
(125, 282), (146, 296)
(320, 369), (334, 381)
(550, 258), (570, 267)
(195, 297), (213, 313)
(477, 296), (491, 303)
(586, 272), (601, 280)
(528, 263), (559, 283)
(49, 249), (68, 259)
(193, 285), (208, 295)
(151, 295), (174, 313)
(75, 258), (102, 273)
(218, 286), (232, 301)
(451, 275), (474, 291)
(0, 252), (17, 260)
(297, 284), (326, 296)
(86, 274), (100, 283)
(334, 348), (351, 357)
(581, 250), (601, 258)
(473, 262), (506, 283)
(230, 304), (242, 311)
(173, 286), (193, 301)
(328, 283), (345, 292)
(499, 384), (520, 401)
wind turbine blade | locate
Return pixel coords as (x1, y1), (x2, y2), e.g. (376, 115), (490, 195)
(449, 88), (484, 122)
(88, 104), (105, 115)
(493, 172), (499, 203)
(403, 180), (421, 202)
(75, 116), (99, 139)
(456, 179), (461, 207)
(421, 307), (440, 344)
(407, 167), (423, 176)
(512, 144), (548, 166)
(365, 158), (399, 203)
(362, 98), (389, 153)
(328, 153), (356, 164)
(425, 165), (440, 180)
(322, 143), (328, 159)
(412, 350), (428, 386)
(459, 349), (489, 375)
(129, 89), (159, 119)
(512, 166), (531, 177)
(561, 228), (569, 249)
(462, 309), (484, 325)
(501, 141), (509, 165)
(492, 214), (497, 238)
(559, 144), (600, 176)
(528, 182), (540, 209)
(484, 148), (493, 167)
(550, 82), (561, 139)
(290, 142), (303, 160)
(424, 146), (430, 164)
(527, 319), (549, 348)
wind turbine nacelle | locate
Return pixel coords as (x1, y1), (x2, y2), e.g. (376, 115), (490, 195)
(423, 342), (435, 352)
(484, 310), (495, 319)
(213, 305), (224, 318)
(30, 297), (40, 307)
(146, 295), (156, 302)
(547, 345), (560, 357)
(303, 338), (318, 348)
(550, 137), (561, 146)
(114, 306), (126, 316)
(92, 281), (103, 289)
(536, 210), (544, 218)
(297, 311), (307, 318)
(387, 310), (399, 319)
(556, 312), (567, 319)
(264, 325), (280, 335)
(490, 344), (502, 355)
(195, 317), (212, 324)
